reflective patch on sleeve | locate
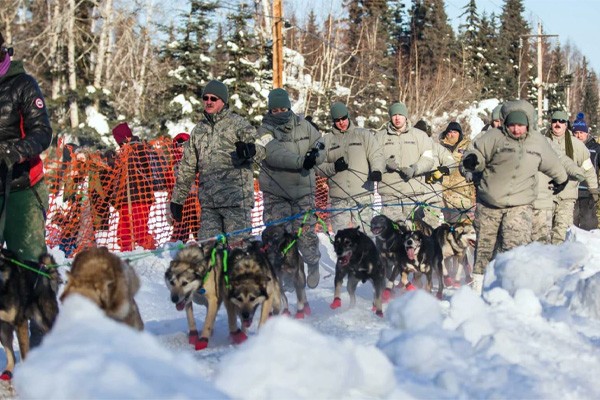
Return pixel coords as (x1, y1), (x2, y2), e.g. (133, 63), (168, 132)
(257, 132), (274, 147)
(422, 150), (434, 159)
(35, 98), (44, 109)
(582, 158), (594, 170)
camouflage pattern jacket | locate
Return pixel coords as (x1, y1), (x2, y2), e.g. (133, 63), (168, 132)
(172, 108), (263, 209)
(440, 135), (475, 209)
(258, 113), (324, 201)
(317, 123), (384, 200)
(376, 122), (435, 197)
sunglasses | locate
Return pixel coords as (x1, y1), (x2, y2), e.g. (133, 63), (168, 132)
(333, 115), (348, 123)
(202, 95), (219, 102)
(552, 119), (567, 124)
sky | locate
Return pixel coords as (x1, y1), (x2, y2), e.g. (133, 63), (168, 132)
(3, 222), (600, 398)
(292, 0), (600, 74)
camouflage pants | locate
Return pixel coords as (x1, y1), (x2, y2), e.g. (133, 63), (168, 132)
(0, 180), (48, 262)
(262, 192), (321, 265)
(198, 206), (253, 242)
(330, 194), (373, 235)
(531, 207), (553, 244)
(551, 198), (575, 244)
(379, 194), (420, 227)
(473, 203), (533, 275)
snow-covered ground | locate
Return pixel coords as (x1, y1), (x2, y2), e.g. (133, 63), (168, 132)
(4, 226), (600, 399)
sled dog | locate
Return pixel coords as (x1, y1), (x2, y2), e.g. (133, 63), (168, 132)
(61, 246), (144, 331)
(402, 230), (444, 299)
(225, 242), (283, 333)
(331, 228), (385, 316)
(165, 243), (231, 349)
(432, 222), (476, 284)
(0, 250), (61, 380)
(261, 224), (309, 318)
(370, 215), (409, 299)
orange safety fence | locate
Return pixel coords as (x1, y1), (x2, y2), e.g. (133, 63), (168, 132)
(44, 139), (331, 256)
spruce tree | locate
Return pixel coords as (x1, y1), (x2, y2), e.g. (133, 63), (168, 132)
(158, 0), (218, 124)
(581, 70), (600, 130)
(221, 3), (268, 124)
(545, 45), (571, 118)
(496, 0), (530, 100)
(458, 0), (481, 81)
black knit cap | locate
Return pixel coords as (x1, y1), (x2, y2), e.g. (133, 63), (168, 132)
(443, 121), (462, 137)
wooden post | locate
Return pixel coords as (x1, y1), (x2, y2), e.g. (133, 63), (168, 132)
(272, 0), (283, 88)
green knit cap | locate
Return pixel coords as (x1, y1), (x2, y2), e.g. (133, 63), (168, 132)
(330, 102), (349, 120)
(491, 104), (502, 120)
(505, 111), (528, 126)
(268, 88), (291, 110)
(388, 102), (408, 118)
(202, 80), (228, 103)
(551, 110), (569, 121)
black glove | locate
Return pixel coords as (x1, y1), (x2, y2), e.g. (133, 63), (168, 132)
(398, 166), (415, 182)
(334, 157), (348, 172)
(462, 154), (478, 171)
(549, 179), (568, 195)
(437, 166), (450, 176)
(170, 202), (184, 222)
(368, 171), (382, 182)
(303, 148), (319, 170)
(0, 143), (21, 167)
(235, 141), (256, 160)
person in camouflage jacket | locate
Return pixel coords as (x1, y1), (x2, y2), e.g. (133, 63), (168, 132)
(439, 121), (475, 224)
(170, 80), (264, 243)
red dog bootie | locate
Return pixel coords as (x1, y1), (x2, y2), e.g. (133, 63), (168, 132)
(295, 310), (305, 319)
(303, 302), (312, 316)
(188, 330), (199, 345)
(0, 370), (12, 381)
(195, 337), (209, 350)
(230, 329), (248, 345)
(330, 297), (342, 309)
(382, 288), (393, 303)
(282, 309), (291, 316)
(405, 282), (417, 291)
(443, 275), (461, 288)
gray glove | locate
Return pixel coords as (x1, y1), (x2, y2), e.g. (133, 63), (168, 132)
(399, 166), (415, 182)
(574, 173), (586, 182)
(463, 171), (474, 183)
(386, 158), (399, 172)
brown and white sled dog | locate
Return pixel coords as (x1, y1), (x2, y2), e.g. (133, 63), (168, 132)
(402, 230), (444, 299)
(261, 225), (309, 318)
(370, 215), (410, 301)
(433, 222), (476, 284)
(61, 246), (144, 331)
(165, 243), (234, 349)
(225, 242), (283, 335)
(331, 228), (385, 316)
(0, 250), (61, 380)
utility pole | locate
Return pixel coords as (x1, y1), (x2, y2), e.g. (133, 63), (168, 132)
(272, 0), (283, 88)
(521, 22), (558, 126)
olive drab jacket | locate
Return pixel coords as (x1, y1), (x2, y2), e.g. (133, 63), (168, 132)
(376, 122), (435, 198)
(258, 113), (324, 201)
(317, 123), (384, 200)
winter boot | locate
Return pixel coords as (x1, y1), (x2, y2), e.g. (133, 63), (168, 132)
(306, 263), (320, 289)
(471, 273), (484, 296)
